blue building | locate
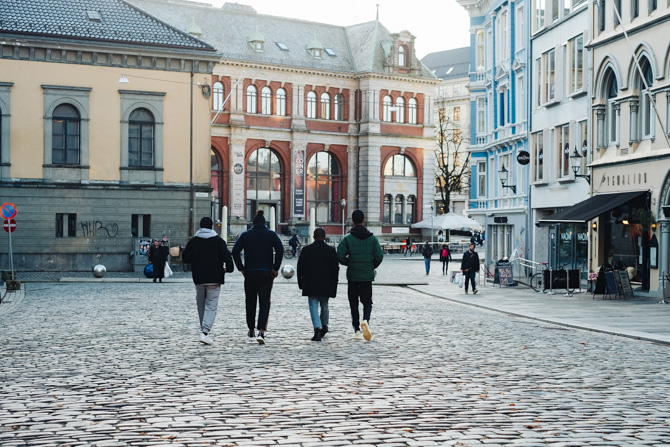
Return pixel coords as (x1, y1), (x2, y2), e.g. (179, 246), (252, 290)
(458, 0), (531, 272)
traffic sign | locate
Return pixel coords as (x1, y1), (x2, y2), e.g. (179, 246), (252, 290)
(3, 219), (16, 233)
(1, 202), (17, 220)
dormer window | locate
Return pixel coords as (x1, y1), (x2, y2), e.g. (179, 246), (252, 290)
(398, 45), (406, 66)
(306, 36), (324, 59)
(248, 30), (265, 52)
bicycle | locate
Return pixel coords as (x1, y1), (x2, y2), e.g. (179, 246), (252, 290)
(530, 263), (577, 294)
(283, 245), (302, 259)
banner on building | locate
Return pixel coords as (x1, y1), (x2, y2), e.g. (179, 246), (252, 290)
(231, 148), (245, 217)
(294, 149), (305, 217)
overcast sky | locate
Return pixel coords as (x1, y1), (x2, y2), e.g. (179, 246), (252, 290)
(187, 0), (471, 58)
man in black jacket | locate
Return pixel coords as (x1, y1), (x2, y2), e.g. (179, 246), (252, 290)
(297, 228), (339, 341)
(182, 217), (234, 345)
(232, 210), (284, 345)
(460, 243), (480, 294)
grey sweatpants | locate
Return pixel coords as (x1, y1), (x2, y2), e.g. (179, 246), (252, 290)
(195, 284), (221, 334)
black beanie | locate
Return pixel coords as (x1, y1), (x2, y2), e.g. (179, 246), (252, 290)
(252, 210), (266, 225)
(200, 217), (213, 229)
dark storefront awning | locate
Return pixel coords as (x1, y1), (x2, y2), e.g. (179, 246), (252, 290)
(537, 190), (648, 226)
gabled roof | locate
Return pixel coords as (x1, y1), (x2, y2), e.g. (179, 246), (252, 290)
(127, 0), (436, 78)
(422, 47), (470, 80)
(0, 0), (215, 52)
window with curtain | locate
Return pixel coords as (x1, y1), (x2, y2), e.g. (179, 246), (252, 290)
(213, 82), (224, 111)
(52, 104), (80, 165)
(276, 88), (286, 116)
(320, 92), (330, 119)
(306, 151), (342, 223)
(384, 154), (415, 177)
(261, 86), (272, 115)
(246, 85), (257, 113)
(334, 93), (344, 120)
(395, 97), (405, 123)
(382, 95), (392, 122)
(306, 91), (316, 118)
(128, 108), (154, 167)
(408, 98), (417, 124)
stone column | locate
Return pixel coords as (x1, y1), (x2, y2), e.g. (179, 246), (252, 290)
(357, 144), (381, 225)
(594, 105), (605, 150)
(629, 98), (639, 145)
(347, 144), (358, 212)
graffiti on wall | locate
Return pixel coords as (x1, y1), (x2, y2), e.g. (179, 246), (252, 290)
(80, 221), (119, 238)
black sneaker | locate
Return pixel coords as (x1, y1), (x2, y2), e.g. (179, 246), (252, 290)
(320, 325), (328, 338)
(464, 290), (468, 294)
(247, 329), (255, 339)
(256, 331), (265, 345)
(473, 289), (478, 294)
(311, 328), (322, 342)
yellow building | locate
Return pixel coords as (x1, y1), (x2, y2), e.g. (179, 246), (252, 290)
(0, 0), (219, 271)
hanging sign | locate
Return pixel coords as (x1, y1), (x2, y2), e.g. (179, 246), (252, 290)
(517, 151), (530, 165)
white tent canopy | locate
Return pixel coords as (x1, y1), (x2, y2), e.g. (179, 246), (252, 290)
(411, 212), (483, 232)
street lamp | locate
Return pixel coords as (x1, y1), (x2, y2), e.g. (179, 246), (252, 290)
(569, 146), (591, 184)
(341, 198), (347, 236)
(430, 205), (434, 246)
(498, 164), (516, 193)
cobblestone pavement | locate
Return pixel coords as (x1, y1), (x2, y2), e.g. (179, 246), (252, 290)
(2, 277), (670, 446)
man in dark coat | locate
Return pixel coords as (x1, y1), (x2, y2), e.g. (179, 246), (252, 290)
(460, 242), (480, 294)
(181, 217), (234, 345)
(297, 228), (339, 341)
(148, 239), (167, 283)
(232, 210), (284, 345)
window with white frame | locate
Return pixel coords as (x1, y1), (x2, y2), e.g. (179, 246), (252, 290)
(395, 97), (405, 123)
(383, 95), (392, 122)
(276, 88), (286, 116)
(563, 0), (570, 17)
(557, 123), (570, 178)
(638, 57), (654, 139)
(533, 131), (544, 181)
(454, 84), (462, 95)
(261, 86), (272, 115)
(213, 82), (224, 111)
(384, 154), (416, 177)
(408, 98), (417, 124)
(516, 6), (524, 51)
(499, 87), (507, 127)
(605, 71), (619, 145)
(497, 10), (509, 62)
(543, 49), (555, 102)
(632, 0), (639, 19)
(398, 45), (406, 66)
(486, 30), (493, 70)
(551, 0), (559, 21)
(334, 93), (344, 120)
(477, 97), (486, 134)
(516, 76), (524, 123)
(320, 92), (330, 120)
(536, 0), (546, 31)
(476, 30), (485, 71)
(477, 161), (486, 198)
(578, 121), (587, 174)
(306, 91), (316, 118)
(246, 85), (257, 113)
(613, 0), (621, 25)
(536, 58), (542, 107)
(568, 35), (584, 94)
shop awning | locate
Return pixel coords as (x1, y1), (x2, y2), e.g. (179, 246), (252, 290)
(537, 190), (648, 226)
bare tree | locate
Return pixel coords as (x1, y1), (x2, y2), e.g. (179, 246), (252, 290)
(434, 109), (470, 213)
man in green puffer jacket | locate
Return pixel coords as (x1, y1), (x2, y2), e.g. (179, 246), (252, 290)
(337, 209), (384, 341)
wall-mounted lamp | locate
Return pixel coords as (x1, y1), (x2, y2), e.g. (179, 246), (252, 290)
(569, 146), (591, 184)
(651, 222), (657, 230)
(118, 74), (129, 84)
(498, 164), (516, 193)
(592, 222), (597, 232)
(622, 219), (630, 225)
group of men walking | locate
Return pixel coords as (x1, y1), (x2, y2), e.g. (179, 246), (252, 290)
(182, 209), (384, 346)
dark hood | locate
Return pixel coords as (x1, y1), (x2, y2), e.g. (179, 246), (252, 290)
(349, 225), (373, 239)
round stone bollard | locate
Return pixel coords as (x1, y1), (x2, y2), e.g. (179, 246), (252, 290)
(280, 265), (295, 280)
(92, 264), (107, 278)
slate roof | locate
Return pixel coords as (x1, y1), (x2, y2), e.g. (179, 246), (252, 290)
(421, 47), (470, 80)
(127, 0), (435, 77)
(0, 0), (215, 52)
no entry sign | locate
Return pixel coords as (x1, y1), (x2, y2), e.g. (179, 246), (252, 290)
(3, 219), (16, 233)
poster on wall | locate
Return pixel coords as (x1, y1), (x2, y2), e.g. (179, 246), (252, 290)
(231, 148), (245, 217)
(294, 149), (305, 217)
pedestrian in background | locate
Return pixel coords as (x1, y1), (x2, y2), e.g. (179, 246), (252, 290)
(422, 241), (433, 275)
(337, 210), (384, 341)
(440, 243), (452, 275)
(297, 228), (339, 342)
(232, 210), (284, 345)
(181, 217), (234, 345)
(460, 243), (480, 294)
(148, 238), (167, 283)
(404, 236), (412, 257)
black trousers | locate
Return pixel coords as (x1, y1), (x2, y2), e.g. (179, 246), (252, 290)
(244, 270), (274, 331)
(347, 281), (373, 331)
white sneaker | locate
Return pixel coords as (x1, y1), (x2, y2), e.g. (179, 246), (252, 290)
(256, 332), (265, 345)
(199, 333), (213, 345)
(354, 330), (363, 340)
(361, 321), (372, 341)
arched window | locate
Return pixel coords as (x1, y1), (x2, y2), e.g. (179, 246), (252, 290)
(261, 87), (272, 115)
(246, 148), (282, 217)
(604, 70), (618, 145)
(383, 194), (392, 223)
(384, 154), (416, 177)
(52, 104), (80, 165)
(334, 93), (344, 120)
(405, 196), (415, 224)
(307, 151), (342, 223)
(408, 98), (418, 124)
(395, 97), (405, 123)
(383, 95), (392, 122)
(246, 85), (257, 114)
(638, 57), (654, 139)
(213, 82), (224, 111)
(399, 45), (406, 66)
(128, 108), (154, 167)
(394, 195), (404, 224)
(276, 88), (286, 116)
(211, 149), (223, 221)
(320, 92), (330, 119)
(306, 91), (317, 118)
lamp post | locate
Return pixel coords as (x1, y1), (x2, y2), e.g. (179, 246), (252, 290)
(569, 146), (591, 184)
(341, 198), (347, 236)
(498, 164), (516, 193)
